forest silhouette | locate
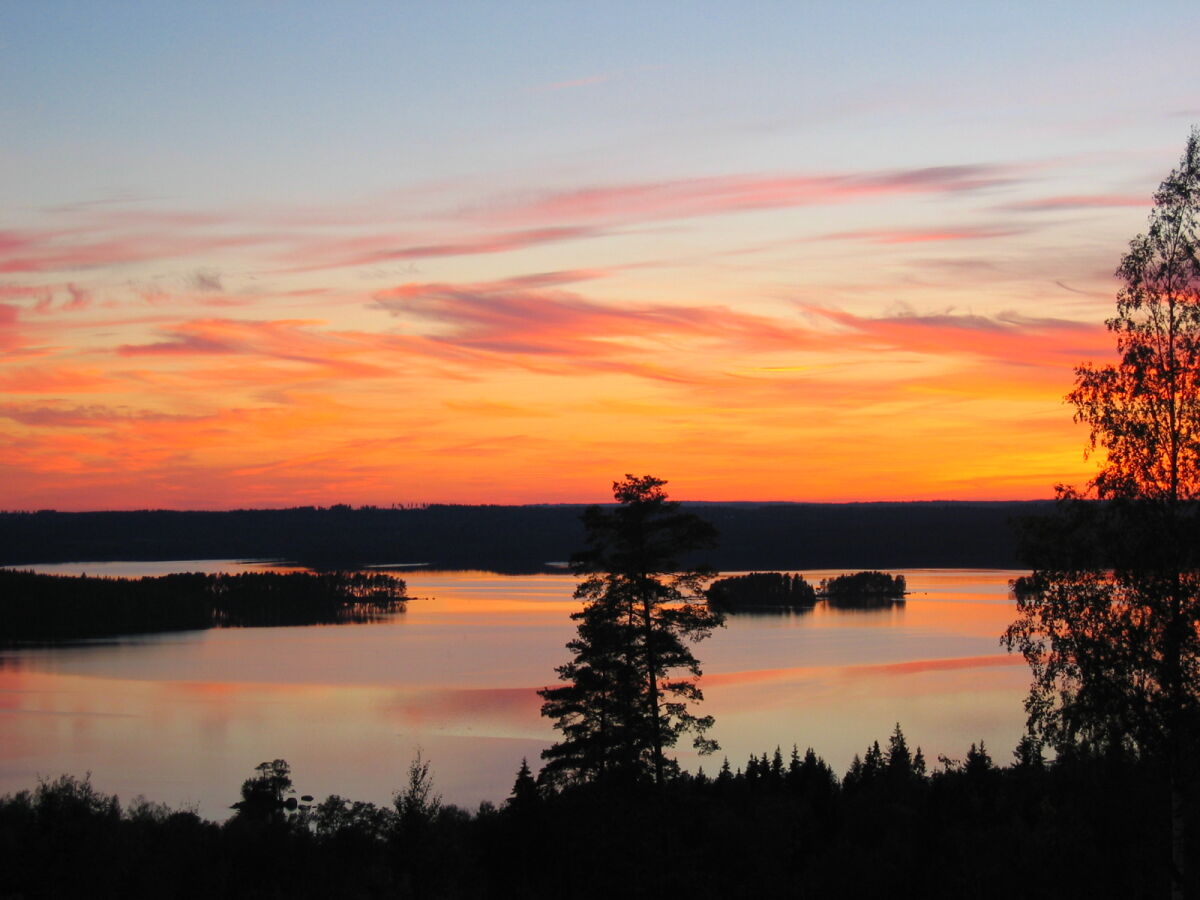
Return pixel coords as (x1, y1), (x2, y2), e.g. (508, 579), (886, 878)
(0, 729), (1183, 899)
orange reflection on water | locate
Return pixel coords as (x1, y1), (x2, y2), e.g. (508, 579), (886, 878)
(382, 686), (543, 736)
(699, 653), (1023, 690)
(401, 570), (580, 617)
(848, 653), (1024, 679)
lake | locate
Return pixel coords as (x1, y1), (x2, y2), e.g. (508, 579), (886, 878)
(0, 564), (1030, 818)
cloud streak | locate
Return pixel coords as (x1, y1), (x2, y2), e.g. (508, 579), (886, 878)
(997, 194), (1148, 213)
(0, 228), (282, 274)
(798, 304), (1110, 367)
(0, 403), (201, 428)
(372, 276), (813, 370)
(819, 226), (1024, 244)
(116, 318), (396, 380)
(281, 226), (605, 272)
(2, 160), (1031, 281)
(477, 165), (1017, 227)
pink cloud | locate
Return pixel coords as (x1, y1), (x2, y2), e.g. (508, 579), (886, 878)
(117, 333), (234, 356)
(477, 165), (1016, 227)
(116, 318), (396, 380)
(998, 194), (1149, 212)
(8, 160), (1027, 281)
(362, 272), (1120, 390)
(280, 225), (604, 271)
(819, 226), (1024, 244)
(799, 304), (1111, 367)
(0, 228), (283, 274)
(0, 302), (37, 354)
(0, 231), (50, 256)
(372, 277), (811, 364)
(94, 274), (1114, 403)
(63, 283), (92, 311)
(0, 281), (109, 314)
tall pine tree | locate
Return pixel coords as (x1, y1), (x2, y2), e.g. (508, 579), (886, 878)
(539, 475), (722, 785)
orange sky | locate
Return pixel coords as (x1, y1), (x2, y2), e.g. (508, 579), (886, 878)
(3, 4), (1195, 509)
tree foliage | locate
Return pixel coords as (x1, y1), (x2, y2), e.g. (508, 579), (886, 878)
(1004, 128), (1200, 899)
(232, 759), (294, 822)
(1005, 130), (1200, 758)
(539, 475), (722, 785)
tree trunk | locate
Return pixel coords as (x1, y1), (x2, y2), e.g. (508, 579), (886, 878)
(642, 593), (664, 784)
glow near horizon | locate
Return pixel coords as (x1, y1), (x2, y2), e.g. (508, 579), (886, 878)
(2, 2), (1199, 509)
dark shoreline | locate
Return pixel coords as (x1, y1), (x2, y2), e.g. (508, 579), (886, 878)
(0, 500), (1051, 572)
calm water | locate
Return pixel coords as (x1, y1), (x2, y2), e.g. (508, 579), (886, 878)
(0, 564), (1030, 818)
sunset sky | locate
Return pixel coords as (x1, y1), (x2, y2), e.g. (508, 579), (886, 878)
(3, 2), (1199, 510)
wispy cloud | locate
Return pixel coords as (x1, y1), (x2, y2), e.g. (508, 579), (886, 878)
(0, 227), (282, 274)
(0, 403), (201, 428)
(798, 304), (1110, 366)
(476, 165), (1018, 227)
(188, 269), (224, 293)
(0, 302), (24, 353)
(116, 318), (395, 379)
(997, 194), (1148, 213)
(280, 226), (605, 272)
(372, 276), (811, 366)
(63, 283), (92, 311)
(2, 160), (1030, 282)
(818, 226), (1025, 244)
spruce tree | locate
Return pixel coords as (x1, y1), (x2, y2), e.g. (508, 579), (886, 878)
(539, 475), (722, 785)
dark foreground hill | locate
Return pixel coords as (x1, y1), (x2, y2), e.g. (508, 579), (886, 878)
(0, 739), (1187, 900)
(0, 501), (1051, 571)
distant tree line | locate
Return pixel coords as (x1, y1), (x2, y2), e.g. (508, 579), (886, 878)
(0, 569), (407, 642)
(0, 501), (1049, 572)
(0, 728), (1189, 899)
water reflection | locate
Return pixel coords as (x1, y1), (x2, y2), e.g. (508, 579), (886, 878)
(0, 566), (1029, 819)
(823, 598), (905, 613)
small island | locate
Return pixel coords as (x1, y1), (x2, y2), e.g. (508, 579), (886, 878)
(706, 570), (906, 613)
(819, 570), (907, 606)
(705, 571), (818, 612)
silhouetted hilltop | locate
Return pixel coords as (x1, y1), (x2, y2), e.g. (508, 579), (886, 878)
(0, 501), (1052, 571)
